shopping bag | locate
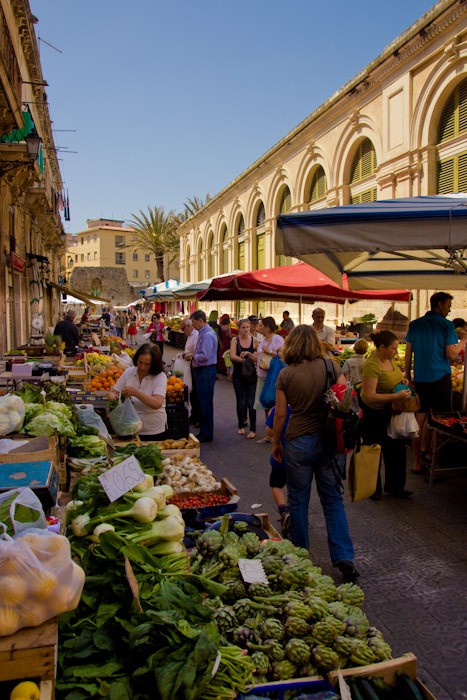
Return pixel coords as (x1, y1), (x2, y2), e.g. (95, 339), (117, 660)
(242, 357), (257, 383)
(348, 442), (381, 502)
(259, 353), (272, 371)
(387, 412), (419, 439)
(108, 397), (143, 436)
(76, 404), (111, 441)
(259, 356), (286, 409)
(0, 487), (46, 535)
(173, 355), (186, 378)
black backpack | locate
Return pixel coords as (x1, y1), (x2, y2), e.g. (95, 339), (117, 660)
(323, 359), (362, 455)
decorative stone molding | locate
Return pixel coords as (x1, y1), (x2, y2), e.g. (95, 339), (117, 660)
(443, 34), (461, 62)
(349, 110), (360, 127)
(306, 142), (316, 157)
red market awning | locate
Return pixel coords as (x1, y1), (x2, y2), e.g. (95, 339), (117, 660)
(197, 262), (411, 304)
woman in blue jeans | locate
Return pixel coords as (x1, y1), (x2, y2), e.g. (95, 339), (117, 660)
(272, 324), (359, 582)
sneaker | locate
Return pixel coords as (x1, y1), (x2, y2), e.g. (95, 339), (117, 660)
(337, 560), (360, 582)
(280, 510), (290, 539)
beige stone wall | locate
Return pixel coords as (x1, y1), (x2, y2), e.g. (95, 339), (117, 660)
(69, 266), (133, 306)
(177, 0), (467, 326)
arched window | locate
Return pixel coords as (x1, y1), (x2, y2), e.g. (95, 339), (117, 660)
(256, 202), (266, 227)
(255, 201), (266, 270)
(279, 186), (292, 214)
(437, 79), (467, 194)
(221, 225), (229, 274)
(185, 245), (191, 282)
(91, 278), (102, 298)
(237, 215), (245, 236)
(207, 232), (215, 278)
(309, 166), (327, 202)
(350, 139), (377, 183)
(197, 240), (203, 281)
(236, 215), (245, 270)
(68, 257), (74, 267)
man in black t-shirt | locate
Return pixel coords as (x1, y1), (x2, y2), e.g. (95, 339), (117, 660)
(54, 309), (80, 355)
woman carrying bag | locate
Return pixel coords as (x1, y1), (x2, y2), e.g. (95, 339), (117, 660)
(109, 343), (167, 440)
(251, 317), (284, 443)
(230, 318), (258, 439)
(360, 331), (413, 499)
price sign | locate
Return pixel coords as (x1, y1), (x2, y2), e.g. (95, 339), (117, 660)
(98, 456), (145, 502)
(238, 558), (268, 585)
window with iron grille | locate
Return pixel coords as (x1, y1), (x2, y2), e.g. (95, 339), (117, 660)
(350, 140), (377, 183)
(115, 252), (126, 265)
(237, 215), (245, 236)
(280, 187), (292, 214)
(256, 202), (266, 227)
(310, 166), (327, 202)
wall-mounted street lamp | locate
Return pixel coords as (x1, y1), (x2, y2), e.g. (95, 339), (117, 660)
(0, 126), (42, 175)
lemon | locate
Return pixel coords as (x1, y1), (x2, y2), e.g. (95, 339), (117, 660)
(2, 576), (28, 605)
(10, 680), (41, 699)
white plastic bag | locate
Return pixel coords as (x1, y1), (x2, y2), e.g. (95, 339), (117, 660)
(0, 487), (46, 535)
(387, 412), (419, 439)
(114, 351), (132, 367)
(0, 394), (25, 435)
(0, 529), (85, 636)
(108, 397), (143, 436)
(76, 404), (111, 441)
(174, 354), (192, 393)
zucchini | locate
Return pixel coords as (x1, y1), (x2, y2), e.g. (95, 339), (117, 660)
(396, 672), (424, 700)
(349, 678), (366, 700)
(356, 677), (380, 700)
(370, 676), (397, 699)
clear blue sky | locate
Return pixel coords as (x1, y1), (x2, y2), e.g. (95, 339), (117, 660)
(30, 0), (434, 233)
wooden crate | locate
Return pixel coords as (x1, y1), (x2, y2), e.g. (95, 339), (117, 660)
(328, 653), (436, 700)
(0, 436), (59, 469)
(0, 618), (57, 684)
(256, 513), (282, 540)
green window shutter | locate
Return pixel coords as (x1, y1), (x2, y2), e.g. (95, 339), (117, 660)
(351, 188), (377, 204)
(256, 234), (265, 270)
(238, 241), (245, 271)
(256, 203), (265, 227)
(280, 187), (291, 214)
(458, 80), (467, 135)
(350, 140), (377, 183)
(310, 166), (327, 201)
(439, 93), (456, 142)
(457, 151), (467, 192)
(437, 158), (455, 194)
(222, 246), (229, 274)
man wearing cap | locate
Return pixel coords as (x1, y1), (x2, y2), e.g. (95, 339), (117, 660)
(248, 315), (264, 342)
(312, 308), (335, 358)
(54, 309), (80, 355)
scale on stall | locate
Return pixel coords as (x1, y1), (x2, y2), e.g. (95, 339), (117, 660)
(30, 315), (45, 346)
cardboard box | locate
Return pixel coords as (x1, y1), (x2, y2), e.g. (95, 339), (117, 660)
(0, 617), (57, 683)
(0, 460), (58, 511)
(0, 436), (58, 470)
(11, 363), (34, 377)
(327, 653), (436, 700)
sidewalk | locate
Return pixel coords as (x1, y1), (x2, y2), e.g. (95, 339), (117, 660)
(161, 341), (466, 699)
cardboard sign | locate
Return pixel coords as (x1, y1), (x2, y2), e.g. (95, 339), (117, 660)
(238, 558), (268, 585)
(98, 455), (145, 502)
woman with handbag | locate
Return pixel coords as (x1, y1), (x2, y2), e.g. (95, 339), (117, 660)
(249, 317), (284, 443)
(360, 331), (413, 499)
(109, 343), (167, 440)
(147, 312), (165, 356)
(230, 318), (259, 439)
(272, 324), (359, 582)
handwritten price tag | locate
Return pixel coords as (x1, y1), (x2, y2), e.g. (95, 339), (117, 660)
(98, 456), (145, 502)
(238, 558), (268, 585)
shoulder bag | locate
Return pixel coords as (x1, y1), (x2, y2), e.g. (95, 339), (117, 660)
(348, 440), (382, 502)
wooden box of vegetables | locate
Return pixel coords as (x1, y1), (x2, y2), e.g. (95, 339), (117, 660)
(0, 435), (59, 468)
(327, 653), (436, 700)
(0, 617), (58, 683)
(167, 476), (239, 517)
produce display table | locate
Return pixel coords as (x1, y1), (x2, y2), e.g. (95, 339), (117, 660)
(427, 412), (467, 487)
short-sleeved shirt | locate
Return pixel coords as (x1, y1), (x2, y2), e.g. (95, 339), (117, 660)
(406, 311), (458, 382)
(275, 359), (328, 440)
(113, 367), (167, 435)
(361, 353), (403, 410)
(341, 355), (365, 385)
(256, 334), (285, 379)
(314, 324), (335, 358)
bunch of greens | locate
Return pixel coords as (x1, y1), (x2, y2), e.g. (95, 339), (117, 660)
(113, 442), (163, 476)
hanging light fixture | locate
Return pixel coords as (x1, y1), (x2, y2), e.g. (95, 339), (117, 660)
(0, 125), (42, 175)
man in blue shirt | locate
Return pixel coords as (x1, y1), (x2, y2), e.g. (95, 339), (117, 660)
(184, 310), (218, 442)
(405, 291), (467, 471)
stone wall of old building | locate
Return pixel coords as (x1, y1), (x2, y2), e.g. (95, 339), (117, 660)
(69, 266), (133, 305)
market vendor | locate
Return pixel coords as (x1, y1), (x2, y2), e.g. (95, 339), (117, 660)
(311, 307), (335, 357)
(54, 309), (80, 356)
(109, 343), (167, 440)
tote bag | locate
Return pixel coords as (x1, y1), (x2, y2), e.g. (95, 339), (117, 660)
(348, 441), (381, 503)
(259, 356), (286, 409)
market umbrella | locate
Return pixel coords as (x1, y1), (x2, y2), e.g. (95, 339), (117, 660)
(276, 194), (467, 291)
(198, 262), (411, 304)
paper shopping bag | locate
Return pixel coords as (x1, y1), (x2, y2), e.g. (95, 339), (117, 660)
(349, 441), (381, 503)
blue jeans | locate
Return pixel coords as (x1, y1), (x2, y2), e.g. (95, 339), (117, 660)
(285, 434), (354, 565)
(192, 365), (217, 441)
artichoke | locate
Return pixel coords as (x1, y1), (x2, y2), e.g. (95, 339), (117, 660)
(271, 659), (297, 681)
(311, 617), (346, 644)
(282, 553), (302, 566)
(233, 520), (248, 533)
(285, 638), (312, 666)
(223, 531), (240, 547)
(311, 644), (341, 671)
(284, 616), (311, 638)
(367, 636), (392, 661)
(242, 532), (261, 556)
(343, 612), (370, 639)
(232, 625), (255, 646)
(222, 579), (246, 603)
(366, 626), (384, 639)
(283, 601), (313, 621)
(219, 566), (242, 582)
(277, 565), (310, 590)
(251, 651), (271, 675)
(333, 634), (354, 657)
(213, 605), (238, 633)
(260, 555), (284, 575)
(347, 639), (378, 666)
(304, 595), (331, 620)
(260, 618), (285, 641)
(249, 582), (273, 598)
(328, 601), (350, 621)
(336, 582), (365, 607)
(233, 598), (254, 623)
(248, 639), (286, 660)
(299, 661), (319, 677)
(196, 529), (223, 557)
(312, 580), (337, 602)
(219, 545), (241, 567)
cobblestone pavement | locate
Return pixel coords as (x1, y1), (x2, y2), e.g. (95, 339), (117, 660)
(161, 341), (467, 699)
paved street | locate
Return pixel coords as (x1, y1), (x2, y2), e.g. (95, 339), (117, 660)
(160, 341), (466, 700)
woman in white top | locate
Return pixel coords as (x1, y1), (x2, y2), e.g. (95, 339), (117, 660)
(110, 343), (167, 440)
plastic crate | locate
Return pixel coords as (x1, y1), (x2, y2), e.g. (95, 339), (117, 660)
(238, 677), (332, 699)
(166, 403), (189, 439)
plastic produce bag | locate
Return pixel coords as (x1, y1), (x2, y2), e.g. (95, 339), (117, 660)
(108, 397), (143, 436)
(387, 412), (419, 439)
(113, 351), (132, 367)
(0, 394), (25, 435)
(0, 528), (85, 636)
(0, 487), (46, 535)
(76, 403), (111, 441)
(174, 354), (192, 393)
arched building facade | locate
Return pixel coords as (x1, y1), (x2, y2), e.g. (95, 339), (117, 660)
(178, 0), (467, 323)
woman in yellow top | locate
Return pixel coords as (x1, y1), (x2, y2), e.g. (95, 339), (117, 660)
(361, 330), (412, 499)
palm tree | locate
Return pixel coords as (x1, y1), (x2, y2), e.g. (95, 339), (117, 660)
(181, 193), (211, 221)
(127, 206), (180, 282)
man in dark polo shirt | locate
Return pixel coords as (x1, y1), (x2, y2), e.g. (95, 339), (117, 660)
(54, 309), (80, 355)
